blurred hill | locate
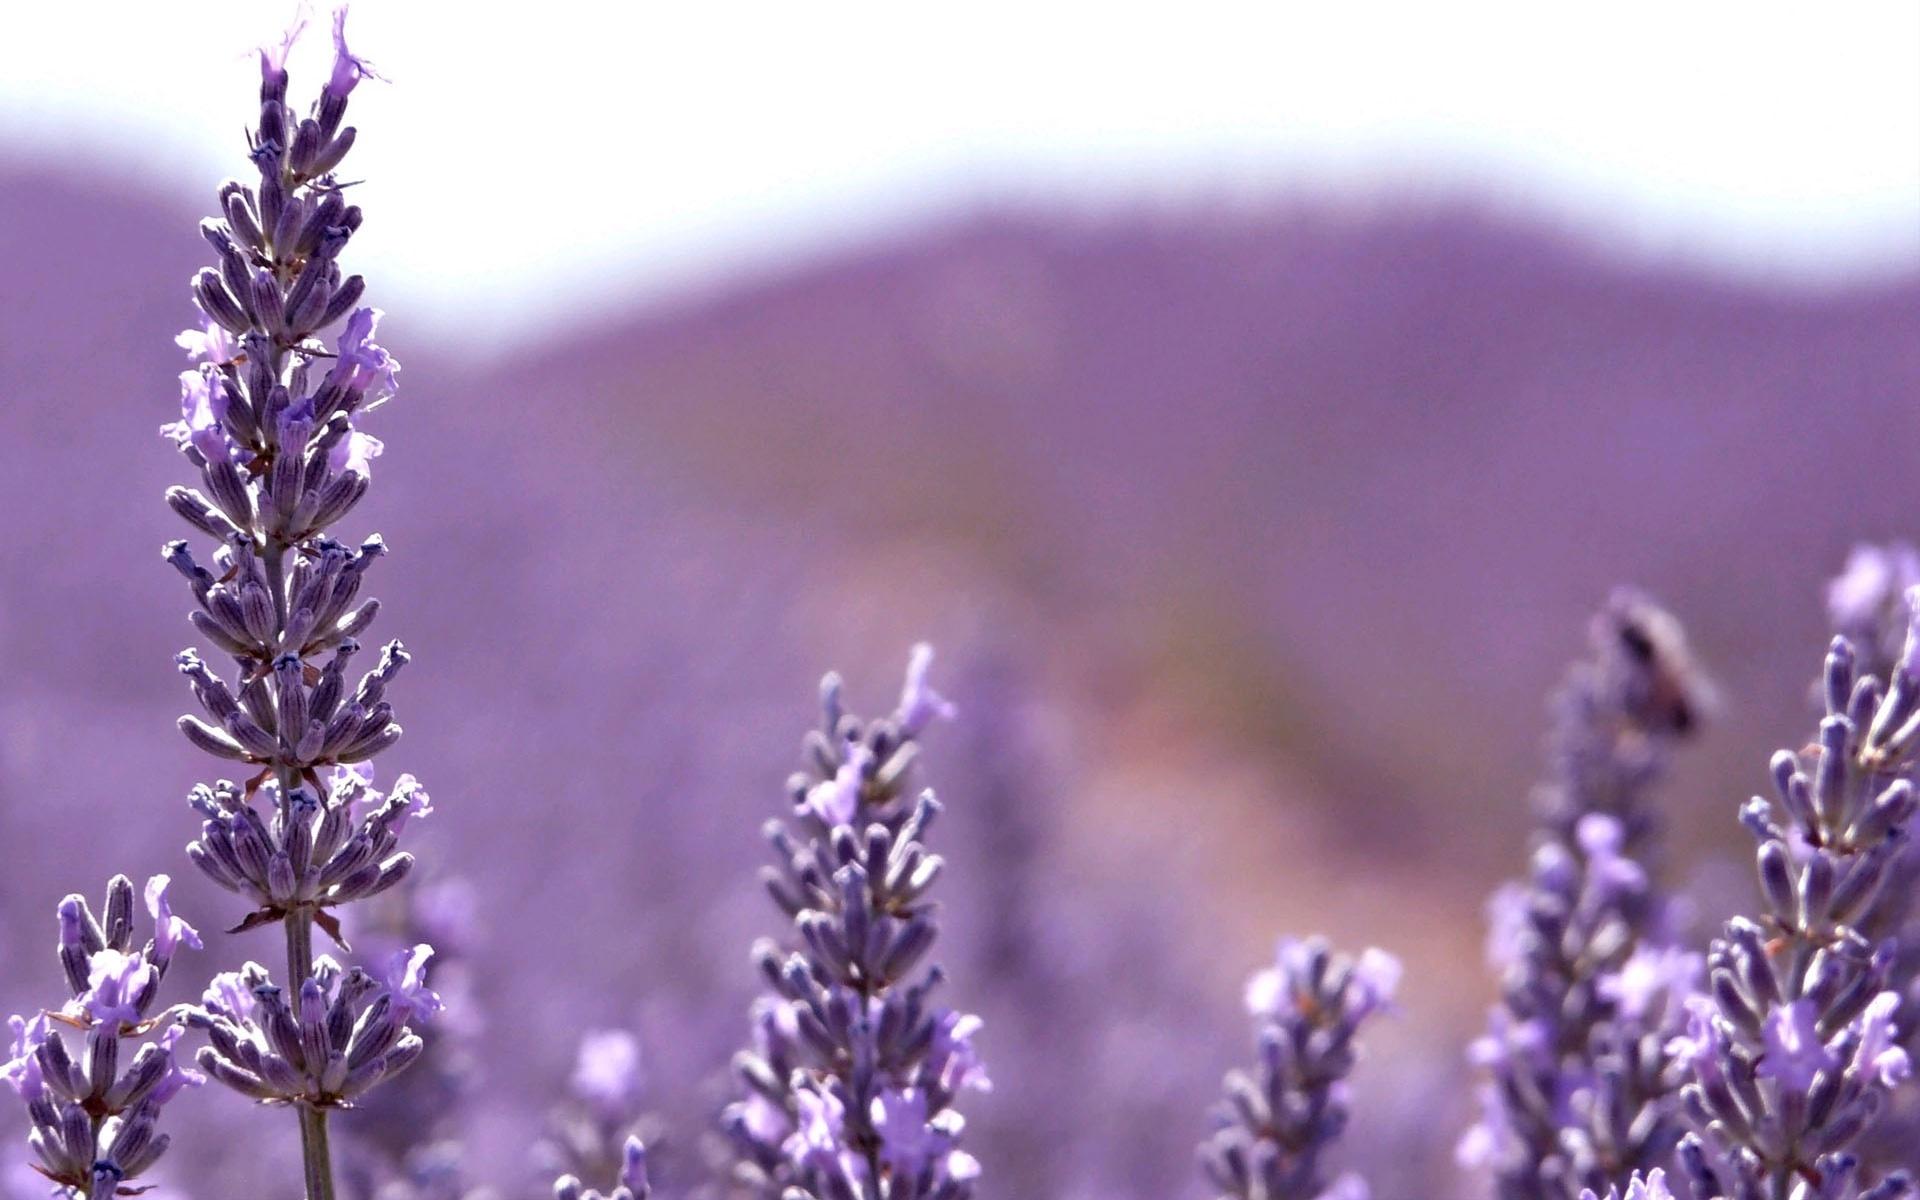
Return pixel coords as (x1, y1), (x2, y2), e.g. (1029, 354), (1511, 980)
(1, 157), (1917, 1198)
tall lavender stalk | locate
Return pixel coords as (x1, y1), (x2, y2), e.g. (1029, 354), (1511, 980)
(1199, 938), (1401, 1200)
(1824, 546), (1920, 1176)
(1668, 618), (1918, 1199)
(1462, 592), (1711, 1198)
(1, 877), (204, 1199)
(721, 647), (989, 1200)
(160, 11), (438, 1199)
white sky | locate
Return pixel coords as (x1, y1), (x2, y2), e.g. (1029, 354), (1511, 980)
(3, 1), (1917, 351)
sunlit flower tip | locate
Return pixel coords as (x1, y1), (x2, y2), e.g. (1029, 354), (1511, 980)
(1243, 964), (1284, 1016)
(896, 642), (957, 735)
(383, 943), (441, 1021)
(945, 1150), (982, 1183)
(1482, 882), (1530, 971)
(618, 1138), (649, 1193)
(1351, 947), (1403, 1012)
(81, 949), (154, 1028)
(324, 6), (381, 99)
(932, 1010), (991, 1092)
(56, 896), (89, 953)
(570, 1029), (644, 1114)
(1574, 812), (1624, 857)
(1856, 991), (1913, 1088)
(786, 1085), (847, 1163)
(1756, 1000), (1839, 1091)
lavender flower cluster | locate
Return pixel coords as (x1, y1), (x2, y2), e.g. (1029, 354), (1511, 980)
(6, 10), (1917, 1200)
(721, 648), (989, 1200)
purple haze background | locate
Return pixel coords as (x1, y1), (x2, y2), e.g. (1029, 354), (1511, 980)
(0, 141), (1917, 1199)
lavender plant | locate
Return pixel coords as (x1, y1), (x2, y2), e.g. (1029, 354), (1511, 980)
(540, 1030), (651, 1194)
(1462, 591), (1712, 1199)
(1825, 547), (1920, 1179)
(158, 10), (439, 1199)
(1199, 938), (1401, 1200)
(720, 647), (989, 1200)
(1, 876), (204, 1198)
(1668, 611), (1919, 1199)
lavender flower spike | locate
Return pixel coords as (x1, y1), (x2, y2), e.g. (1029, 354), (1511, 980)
(162, 10), (428, 1200)
(3, 878), (204, 1200)
(1672, 610), (1920, 1199)
(1200, 938), (1400, 1200)
(1462, 591), (1711, 1199)
(722, 647), (987, 1200)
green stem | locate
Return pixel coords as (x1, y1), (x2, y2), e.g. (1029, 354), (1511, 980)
(285, 908), (336, 1200)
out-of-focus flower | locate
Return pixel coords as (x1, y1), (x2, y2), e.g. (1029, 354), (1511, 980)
(1203, 937), (1398, 1200)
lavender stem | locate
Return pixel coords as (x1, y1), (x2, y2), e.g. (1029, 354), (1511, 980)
(285, 905), (337, 1200)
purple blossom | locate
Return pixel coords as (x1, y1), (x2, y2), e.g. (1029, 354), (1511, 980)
(784, 1083), (849, 1171)
(1598, 943), (1701, 1025)
(0, 1017), (46, 1104)
(1756, 1001), (1839, 1092)
(930, 1009), (992, 1093)
(150, 1025), (207, 1105)
(569, 1029), (645, 1119)
(327, 307), (400, 407)
(1205, 937), (1397, 1200)
(145, 874), (202, 963)
(1674, 629), (1920, 1196)
(727, 650), (981, 1198)
(328, 429), (385, 480)
(324, 6), (380, 101)
(800, 741), (871, 827)
(160, 367), (234, 463)
(383, 943), (442, 1022)
(176, 319), (238, 365)
(1463, 593), (1708, 1198)
(79, 948), (155, 1028)
(1853, 992), (1912, 1089)
(896, 642), (957, 736)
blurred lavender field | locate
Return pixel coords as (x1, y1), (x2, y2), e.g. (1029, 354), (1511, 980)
(0, 120), (1917, 1200)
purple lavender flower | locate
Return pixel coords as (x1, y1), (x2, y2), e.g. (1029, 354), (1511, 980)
(3, 878), (205, 1199)
(158, 11), (431, 1198)
(1201, 937), (1399, 1200)
(1462, 591), (1711, 1199)
(540, 1027), (654, 1197)
(721, 647), (986, 1200)
(1672, 618), (1919, 1199)
(187, 952), (432, 1107)
(1819, 547), (1920, 1180)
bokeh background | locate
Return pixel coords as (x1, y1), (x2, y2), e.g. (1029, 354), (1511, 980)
(0, 3), (1916, 1197)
